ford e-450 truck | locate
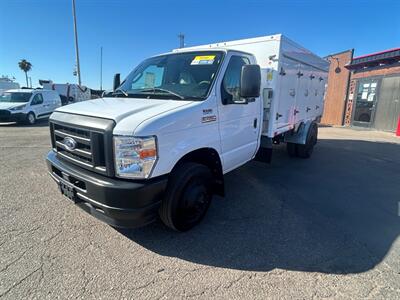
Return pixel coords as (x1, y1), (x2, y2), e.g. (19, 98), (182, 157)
(46, 34), (329, 231)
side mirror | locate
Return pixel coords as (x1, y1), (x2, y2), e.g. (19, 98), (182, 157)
(240, 64), (261, 98)
(113, 73), (121, 91)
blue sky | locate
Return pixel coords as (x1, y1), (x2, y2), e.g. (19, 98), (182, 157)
(0, 0), (399, 89)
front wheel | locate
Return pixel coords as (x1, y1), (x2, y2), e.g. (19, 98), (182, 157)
(159, 162), (213, 231)
(26, 112), (36, 125)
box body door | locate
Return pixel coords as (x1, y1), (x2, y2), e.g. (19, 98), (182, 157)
(275, 57), (298, 130)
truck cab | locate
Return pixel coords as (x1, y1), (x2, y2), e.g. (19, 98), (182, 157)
(46, 35), (328, 231)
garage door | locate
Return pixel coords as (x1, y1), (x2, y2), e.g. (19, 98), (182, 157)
(374, 76), (400, 132)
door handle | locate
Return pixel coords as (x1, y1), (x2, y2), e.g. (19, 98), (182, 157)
(276, 113), (283, 120)
(253, 118), (257, 128)
(294, 109), (300, 115)
(306, 107), (311, 112)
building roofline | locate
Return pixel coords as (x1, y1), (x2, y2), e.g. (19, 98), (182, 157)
(323, 49), (354, 59)
(353, 47), (400, 60)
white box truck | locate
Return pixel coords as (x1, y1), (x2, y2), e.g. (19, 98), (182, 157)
(40, 81), (91, 105)
(46, 34), (329, 231)
(0, 76), (20, 95)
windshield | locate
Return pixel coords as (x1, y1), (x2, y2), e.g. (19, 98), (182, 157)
(0, 92), (32, 103)
(116, 51), (224, 100)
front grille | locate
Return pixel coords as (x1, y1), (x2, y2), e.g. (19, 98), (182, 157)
(53, 123), (95, 167)
(49, 113), (115, 177)
(0, 110), (11, 117)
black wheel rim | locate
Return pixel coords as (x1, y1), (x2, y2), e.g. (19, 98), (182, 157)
(177, 179), (211, 227)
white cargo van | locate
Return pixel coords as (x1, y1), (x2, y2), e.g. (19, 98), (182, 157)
(46, 34), (329, 231)
(0, 89), (62, 124)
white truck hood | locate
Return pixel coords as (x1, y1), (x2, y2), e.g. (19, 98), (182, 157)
(56, 97), (193, 123)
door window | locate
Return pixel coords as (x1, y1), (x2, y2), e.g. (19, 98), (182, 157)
(31, 94), (44, 105)
(221, 56), (250, 104)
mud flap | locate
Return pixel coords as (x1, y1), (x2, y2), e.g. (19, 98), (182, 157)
(255, 136), (272, 163)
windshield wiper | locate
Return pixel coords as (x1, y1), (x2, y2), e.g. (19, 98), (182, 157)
(113, 88), (128, 96)
(138, 88), (185, 100)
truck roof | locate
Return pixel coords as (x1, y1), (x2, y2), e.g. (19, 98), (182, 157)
(172, 34), (327, 70)
(5, 88), (55, 93)
(173, 34), (284, 53)
(5, 89), (35, 93)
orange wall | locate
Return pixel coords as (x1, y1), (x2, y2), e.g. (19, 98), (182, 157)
(321, 50), (353, 125)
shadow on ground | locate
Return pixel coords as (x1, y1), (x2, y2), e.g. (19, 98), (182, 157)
(119, 139), (400, 274)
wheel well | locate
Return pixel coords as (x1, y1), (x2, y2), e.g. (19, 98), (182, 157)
(174, 148), (224, 197)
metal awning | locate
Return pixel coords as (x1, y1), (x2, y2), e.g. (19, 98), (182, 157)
(346, 48), (400, 70)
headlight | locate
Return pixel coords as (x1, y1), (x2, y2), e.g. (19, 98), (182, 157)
(113, 136), (157, 179)
(10, 104), (26, 111)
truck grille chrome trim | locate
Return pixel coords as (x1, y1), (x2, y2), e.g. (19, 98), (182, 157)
(53, 123), (94, 166)
(49, 112), (115, 177)
(54, 129), (91, 144)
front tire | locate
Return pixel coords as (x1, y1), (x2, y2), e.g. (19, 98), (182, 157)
(159, 162), (213, 231)
(26, 112), (36, 125)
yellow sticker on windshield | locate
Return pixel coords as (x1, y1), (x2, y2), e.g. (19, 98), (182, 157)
(191, 55), (216, 65)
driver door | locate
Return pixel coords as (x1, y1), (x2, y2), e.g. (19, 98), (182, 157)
(30, 93), (44, 118)
(216, 52), (261, 173)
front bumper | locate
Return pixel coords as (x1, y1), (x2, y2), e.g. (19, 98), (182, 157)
(0, 111), (26, 122)
(46, 151), (168, 228)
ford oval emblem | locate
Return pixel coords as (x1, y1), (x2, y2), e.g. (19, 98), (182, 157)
(63, 137), (77, 151)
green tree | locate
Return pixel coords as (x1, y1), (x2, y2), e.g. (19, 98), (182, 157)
(18, 59), (32, 87)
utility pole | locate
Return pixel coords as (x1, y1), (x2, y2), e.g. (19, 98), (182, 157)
(178, 33), (185, 48)
(72, 0), (82, 86)
(100, 46), (103, 90)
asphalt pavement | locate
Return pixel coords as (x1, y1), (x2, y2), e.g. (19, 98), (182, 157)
(0, 121), (399, 299)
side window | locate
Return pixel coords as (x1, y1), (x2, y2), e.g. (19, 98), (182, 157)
(31, 94), (44, 105)
(221, 56), (250, 104)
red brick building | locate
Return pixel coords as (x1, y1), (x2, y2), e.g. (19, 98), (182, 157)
(321, 50), (353, 125)
(322, 47), (400, 132)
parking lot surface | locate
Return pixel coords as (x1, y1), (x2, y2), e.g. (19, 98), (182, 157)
(1, 122), (399, 299)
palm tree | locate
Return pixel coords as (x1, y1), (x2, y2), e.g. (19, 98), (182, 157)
(18, 59), (32, 87)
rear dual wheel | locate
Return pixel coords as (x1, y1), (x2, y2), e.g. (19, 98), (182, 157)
(287, 123), (318, 159)
(159, 162), (213, 232)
